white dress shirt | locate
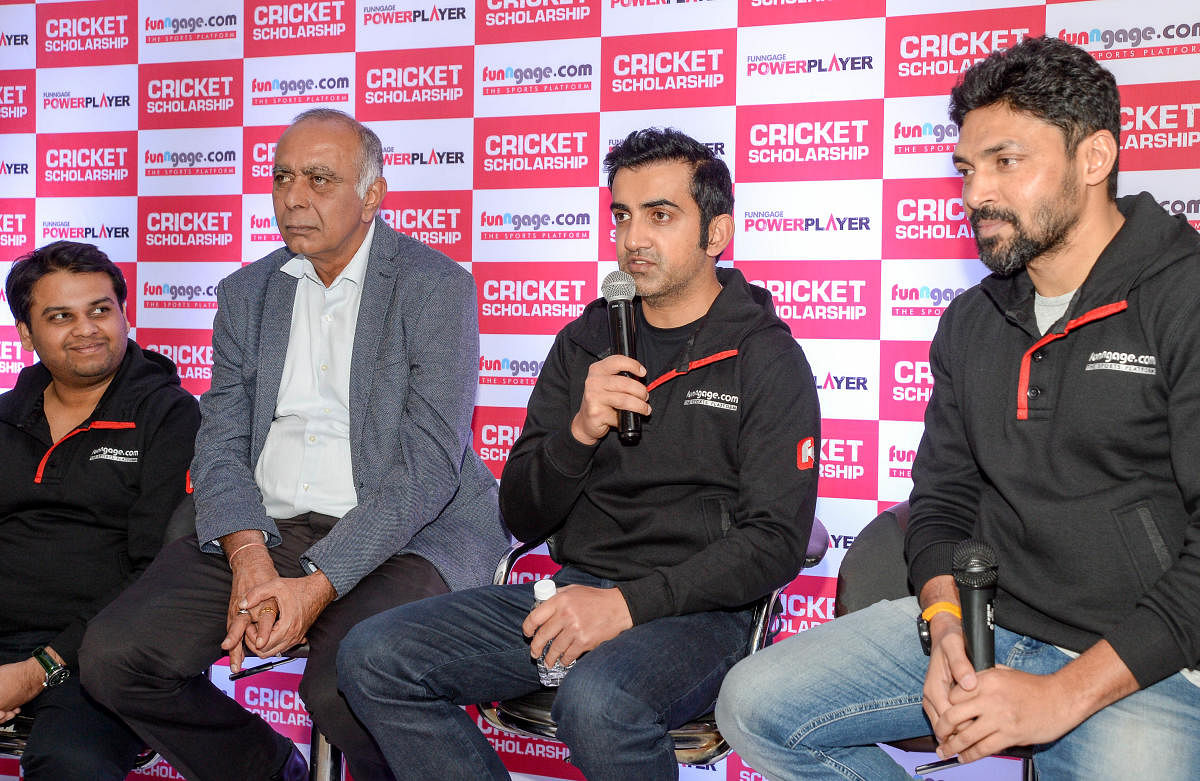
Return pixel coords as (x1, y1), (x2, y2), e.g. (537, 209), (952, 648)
(254, 221), (375, 520)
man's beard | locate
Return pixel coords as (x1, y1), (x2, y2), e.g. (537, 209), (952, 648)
(969, 175), (1081, 276)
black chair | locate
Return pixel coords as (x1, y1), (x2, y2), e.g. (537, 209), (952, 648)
(836, 501), (1036, 780)
(478, 518), (831, 766)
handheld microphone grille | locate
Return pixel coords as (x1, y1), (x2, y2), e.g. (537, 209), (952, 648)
(952, 540), (999, 589)
(602, 270), (637, 302)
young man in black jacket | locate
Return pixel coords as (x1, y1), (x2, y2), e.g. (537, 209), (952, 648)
(717, 36), (1200, 780)
(337, 128), (821, 780)
(0, 241), (199, 780)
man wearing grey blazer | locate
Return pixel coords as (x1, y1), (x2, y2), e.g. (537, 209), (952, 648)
(80, 109), (508, 781)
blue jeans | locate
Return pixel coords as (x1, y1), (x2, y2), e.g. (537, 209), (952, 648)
(337, 566), (753, 781)
(716, 597), (1200, 780)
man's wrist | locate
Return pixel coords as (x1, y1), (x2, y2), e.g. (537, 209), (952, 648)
(27, 649), (67, 690)
(1048, 641), (1139, 729)
(16, 657), (46, 701)
(304, 568), (337, 605)
(569, 414), (600, 446)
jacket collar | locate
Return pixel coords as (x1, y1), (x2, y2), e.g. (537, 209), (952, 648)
(980, 192), (1197, 334)
(569, 267), (786, 367)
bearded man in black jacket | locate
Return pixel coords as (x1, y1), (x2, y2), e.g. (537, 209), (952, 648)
(336, 128), (821, 781)
(718, 36), (1200, 781)
(0, 241), (199, 780)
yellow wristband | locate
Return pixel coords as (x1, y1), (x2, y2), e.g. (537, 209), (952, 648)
(920, 601), (962, 622)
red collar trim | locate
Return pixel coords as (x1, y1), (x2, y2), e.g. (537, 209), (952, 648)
(34, 420), (136, 484)
(1016, 301), (1127, 420)
(646, 349), (738, 392)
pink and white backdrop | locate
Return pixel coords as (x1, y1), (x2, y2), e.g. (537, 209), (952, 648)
(0, 0), (1196, 778)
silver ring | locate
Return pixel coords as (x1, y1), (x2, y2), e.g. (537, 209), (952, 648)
(237, 609), (249, 614)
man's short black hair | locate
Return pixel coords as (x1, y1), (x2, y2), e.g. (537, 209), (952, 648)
(604, 128), (734, 252)
(6, 241), (127, 325)
(950, 35), (1121, 199)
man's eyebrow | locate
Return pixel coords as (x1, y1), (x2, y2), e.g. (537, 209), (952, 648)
(610, 198), (681, 211)
(301, 165), (342, 180)
(955, 139), (1026, 165)
(40, 296), (115, 316)
(981, 140), (1024, 156)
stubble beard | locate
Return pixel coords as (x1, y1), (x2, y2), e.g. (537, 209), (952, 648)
(971, 173), (1082, 276)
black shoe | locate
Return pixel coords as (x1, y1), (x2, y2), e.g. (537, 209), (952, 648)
(270, 744), (308, 781)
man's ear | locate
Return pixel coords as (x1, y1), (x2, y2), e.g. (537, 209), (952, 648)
(361, 177), (388, 222)
(16, 320), (33, 352)
(705, 213), (734, 259)
(1080, 129), (1118, 188)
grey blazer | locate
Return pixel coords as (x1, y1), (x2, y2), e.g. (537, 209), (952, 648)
(192, 218), (509, 595)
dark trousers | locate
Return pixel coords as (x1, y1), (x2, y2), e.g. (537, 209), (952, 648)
(0, 634), (143, 781)
(79, 513), (449, 781)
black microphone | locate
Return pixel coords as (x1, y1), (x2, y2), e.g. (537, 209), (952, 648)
(952, 539), (998, 671)
(601, 270), (641, 445)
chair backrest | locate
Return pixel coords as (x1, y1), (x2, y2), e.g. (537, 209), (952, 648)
(834, 501), (912, 617)
(163, 493), (196, 544)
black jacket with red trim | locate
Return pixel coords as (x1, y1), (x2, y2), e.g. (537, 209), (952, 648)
(500, 267), (820, 625)
(906, 192), (1200, 687)
(0, 341), (199, 668)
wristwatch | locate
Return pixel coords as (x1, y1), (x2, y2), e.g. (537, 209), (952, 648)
(916, 601), (962, 656)
(32, 647), (70, 688)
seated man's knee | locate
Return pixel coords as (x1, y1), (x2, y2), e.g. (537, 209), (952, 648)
(552, 665), (656, 739)
(337, 610), (432, 699)
(80, 615), (189, 710)
(337, 617), (397, 699)
(715, 650), (778, 730)
(79, 621), (130, 705)
(335, 621), (377, 687)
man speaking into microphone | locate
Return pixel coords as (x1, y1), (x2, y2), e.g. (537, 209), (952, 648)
(337, 127), (820, 780)
(718, 36), (1200, 780)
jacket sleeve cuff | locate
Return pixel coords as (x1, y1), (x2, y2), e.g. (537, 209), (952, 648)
(1105, 607), (1191, 689)
(617, 571), (672, 626)
(907, 541), (958, 595)
(542, 427), (597, 478)
(295, 551), (354, 600)
(199, 526), (280, 555)
(49, 623), (85, 670)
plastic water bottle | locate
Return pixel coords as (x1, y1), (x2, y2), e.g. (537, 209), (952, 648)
(532, 579), (574, 686)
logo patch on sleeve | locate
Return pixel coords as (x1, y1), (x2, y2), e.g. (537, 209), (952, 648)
(797, 436), (815, 470)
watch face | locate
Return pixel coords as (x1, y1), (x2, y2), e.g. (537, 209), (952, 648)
(46, 667), (70, 687)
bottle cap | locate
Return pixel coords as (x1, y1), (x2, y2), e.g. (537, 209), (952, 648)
(533, 579), (557, 600)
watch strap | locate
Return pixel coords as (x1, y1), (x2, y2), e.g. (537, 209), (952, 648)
(32, 646), (69, 687)
(32, 647), (56, 675)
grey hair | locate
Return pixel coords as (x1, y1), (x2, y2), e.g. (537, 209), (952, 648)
(290, 108), (383, 197)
